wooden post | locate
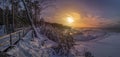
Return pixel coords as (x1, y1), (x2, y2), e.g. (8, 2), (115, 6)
(32, 30), (34, 38)
(18, 32), (21, 40)
(10, 33), (12, 46)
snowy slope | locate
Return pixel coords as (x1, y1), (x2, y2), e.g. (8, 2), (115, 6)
(6, 30), (59, 57)
(2, 26), (119, 57)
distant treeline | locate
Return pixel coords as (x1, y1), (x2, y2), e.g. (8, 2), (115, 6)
(38, 18), (72, 29)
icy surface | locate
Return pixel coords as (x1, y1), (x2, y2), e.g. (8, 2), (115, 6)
(87, 33), (120, 57)
(74, 30), (120, 57)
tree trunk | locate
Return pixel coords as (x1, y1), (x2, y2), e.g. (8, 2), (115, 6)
(2, 0), (6, 33)
(11, 0), (15, 32)
(21, 0), (44, 40)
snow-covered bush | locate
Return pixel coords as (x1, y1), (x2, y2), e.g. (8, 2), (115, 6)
(39, 22), (75, 56)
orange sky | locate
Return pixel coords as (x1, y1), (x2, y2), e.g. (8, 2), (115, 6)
(42, 0), (120, 28)
(45, 10), (113, 28)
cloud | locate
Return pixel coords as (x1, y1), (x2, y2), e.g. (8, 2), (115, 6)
(73, 14), (114, 27)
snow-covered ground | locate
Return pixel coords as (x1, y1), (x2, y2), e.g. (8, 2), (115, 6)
(87, 33), (120, 57)
(6, 30), (60, 57)
(74, 30), (120, 57)
(1, 26), (120, 57)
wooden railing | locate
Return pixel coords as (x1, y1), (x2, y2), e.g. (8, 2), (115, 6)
(0, 27), (31, 51)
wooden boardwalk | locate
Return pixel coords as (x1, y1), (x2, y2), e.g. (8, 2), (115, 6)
(0, 27), (31, 52)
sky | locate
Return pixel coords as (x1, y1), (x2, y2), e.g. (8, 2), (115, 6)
(43, 0), (120, 27)
(0, 0), (120, 27)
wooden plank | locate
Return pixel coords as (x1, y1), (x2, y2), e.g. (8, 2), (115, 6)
(0, 27), (31, 51)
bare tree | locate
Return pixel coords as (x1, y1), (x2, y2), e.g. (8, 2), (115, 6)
(21, 0), (56, 39)
(25, 0), (55, 26)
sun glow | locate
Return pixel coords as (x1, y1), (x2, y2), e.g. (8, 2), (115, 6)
(67, 17), (74, 23)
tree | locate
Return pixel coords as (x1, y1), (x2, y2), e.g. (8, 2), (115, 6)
(24, 0), (55, 26)
(21, 0), (56, 38)
(0, 8), (3, 25)
(0, 0), (30, 33)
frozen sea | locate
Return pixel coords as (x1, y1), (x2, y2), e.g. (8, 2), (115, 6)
(88, 33), (120, 57)
(74, 29), (120, 57)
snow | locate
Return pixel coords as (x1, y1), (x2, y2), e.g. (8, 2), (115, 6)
(87, 33), (120, 57)
(74, 30), (120, 57)
(1, 25), (120, 57)
(6, 30), (59, 57)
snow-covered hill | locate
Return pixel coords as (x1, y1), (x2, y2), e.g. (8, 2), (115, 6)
(1, 23), (120, 57)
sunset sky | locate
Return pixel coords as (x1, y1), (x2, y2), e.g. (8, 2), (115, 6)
(43, 0), (120, 28)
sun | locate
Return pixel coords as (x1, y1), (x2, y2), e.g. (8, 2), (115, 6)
(67, 17), (74, 23)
